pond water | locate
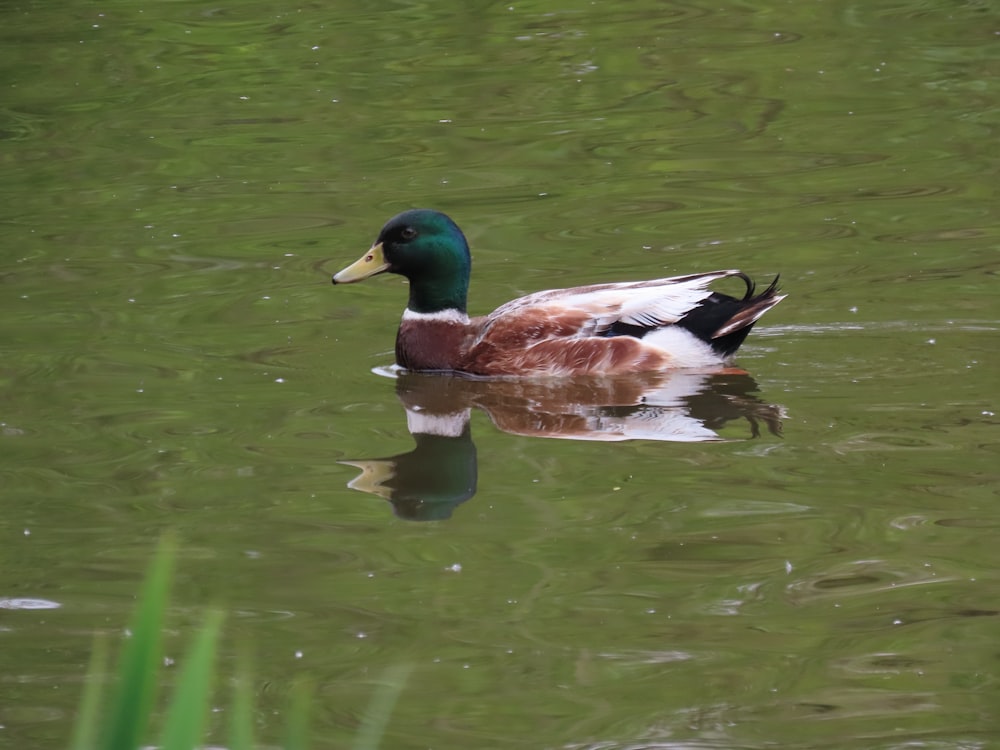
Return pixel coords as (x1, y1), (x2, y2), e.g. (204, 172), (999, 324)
(1, 0), (998, 748)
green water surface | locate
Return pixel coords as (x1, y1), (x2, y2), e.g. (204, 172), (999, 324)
(1, 1), (998, 748)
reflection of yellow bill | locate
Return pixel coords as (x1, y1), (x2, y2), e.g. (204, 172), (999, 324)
(339, 459), (394, 500)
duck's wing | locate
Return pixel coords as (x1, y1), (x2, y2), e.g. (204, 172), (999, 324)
(481, 270), (750, 339)
(461, 270), (778, 377)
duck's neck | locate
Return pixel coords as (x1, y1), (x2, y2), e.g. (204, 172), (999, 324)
(405, 273), (468, 315)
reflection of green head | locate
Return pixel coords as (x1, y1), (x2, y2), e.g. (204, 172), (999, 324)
(341, 426), (477, 521)
(391, 428), (477, 520)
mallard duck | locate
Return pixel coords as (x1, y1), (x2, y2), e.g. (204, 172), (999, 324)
(332, 209), (785, 377)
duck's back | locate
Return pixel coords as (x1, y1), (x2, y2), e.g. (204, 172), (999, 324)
(452, 271), (783, 377)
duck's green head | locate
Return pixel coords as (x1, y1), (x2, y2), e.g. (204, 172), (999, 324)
(333, 209), (471, 314)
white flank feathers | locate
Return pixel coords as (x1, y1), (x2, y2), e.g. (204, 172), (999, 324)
(641, 327), (722, 368)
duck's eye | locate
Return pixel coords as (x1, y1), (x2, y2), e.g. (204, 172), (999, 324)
(400, 227), (418, 240)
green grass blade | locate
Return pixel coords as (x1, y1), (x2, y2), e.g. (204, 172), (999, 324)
(69, 635), (109, 750)
(284, 679), (312, 750)
(228, 653), (256, 750)
(103, 536), (176, 750)
(352, 663), (413, 750)
(160, 609), (224, 750)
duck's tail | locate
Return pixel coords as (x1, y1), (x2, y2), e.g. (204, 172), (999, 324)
(677, 274), (785, 358)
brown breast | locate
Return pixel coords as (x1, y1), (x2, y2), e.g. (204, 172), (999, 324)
(396, 319), (479, 372)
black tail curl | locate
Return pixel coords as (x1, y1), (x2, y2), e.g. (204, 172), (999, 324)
(678, 274), (783, 357)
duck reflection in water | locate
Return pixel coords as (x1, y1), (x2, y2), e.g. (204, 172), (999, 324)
(340, 370), (784, 521)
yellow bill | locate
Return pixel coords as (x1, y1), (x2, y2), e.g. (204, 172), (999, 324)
(332, 242), (389, 284)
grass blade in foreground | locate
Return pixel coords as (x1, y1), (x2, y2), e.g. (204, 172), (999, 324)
(160, 610), (224, 750)
(228, 655), (256, 750)
(69, 636), (109, 750)
(103, 536), (175, 750)
(352, 663), (413, 750)
(284, 679), (313, 750)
